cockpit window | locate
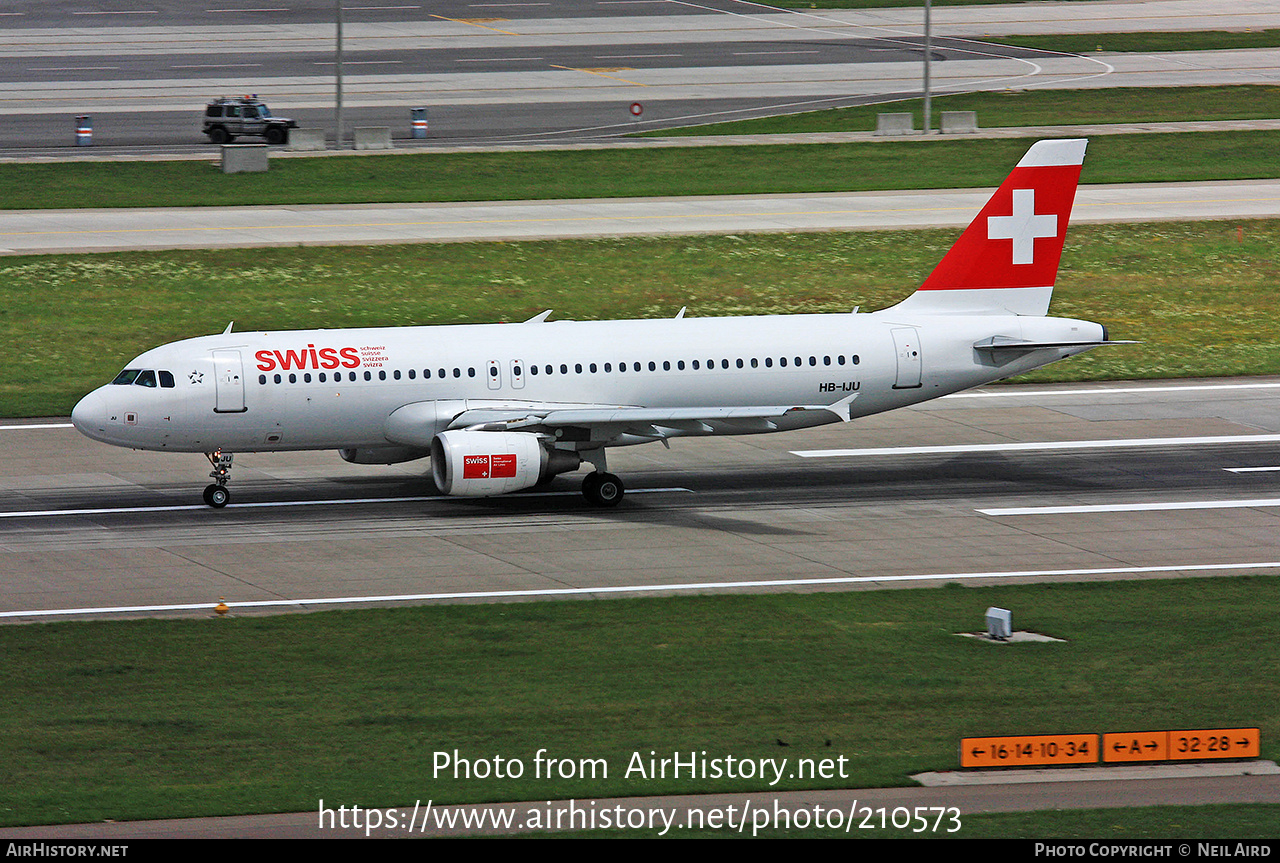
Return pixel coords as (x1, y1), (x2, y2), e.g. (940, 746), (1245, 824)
(111, 369), (141, 385)
(134, 370), (158, 388)
(158, 370), (175, 388)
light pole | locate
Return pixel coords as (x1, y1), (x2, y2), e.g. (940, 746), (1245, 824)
(335, 0), (345, 149)
(923, 0), (932, 134)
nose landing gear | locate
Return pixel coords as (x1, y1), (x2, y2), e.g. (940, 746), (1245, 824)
(203, 450), (234, 508)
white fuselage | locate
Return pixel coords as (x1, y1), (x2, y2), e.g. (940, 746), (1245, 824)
(71, 309), (1104, 456)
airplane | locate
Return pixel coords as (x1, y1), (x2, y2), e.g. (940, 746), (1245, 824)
(72, 137), (1126, 509)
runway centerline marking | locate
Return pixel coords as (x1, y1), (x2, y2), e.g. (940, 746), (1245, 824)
(1225, 466), (1280, 473)
(980, 498), (1280, 516)
(0, 488), (693, 519)
(7, 560), (1280, 620)
(791, 433), (1280, 459)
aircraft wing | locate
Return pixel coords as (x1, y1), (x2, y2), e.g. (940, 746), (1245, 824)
(449, 396), (859, 441)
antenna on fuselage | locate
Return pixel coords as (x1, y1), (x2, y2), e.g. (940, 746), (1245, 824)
(222, 321), (234, 334)
(675, 307), (686, 319)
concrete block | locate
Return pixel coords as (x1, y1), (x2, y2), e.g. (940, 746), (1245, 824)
(875, 113), (915, 137)
(940, 111), (978, 134)
(354, 127), (393, 150)
(221, 144), (268, 174)
(286, 128), (326, 151)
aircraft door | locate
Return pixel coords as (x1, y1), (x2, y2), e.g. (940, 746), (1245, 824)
(486, 359), (502, 390)
(891, 327), (922, 389)
(212, 349), (247, 412)
(510, 359), (525, 390)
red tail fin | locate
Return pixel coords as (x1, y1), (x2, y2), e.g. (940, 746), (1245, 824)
(888, 138), (1086, 316)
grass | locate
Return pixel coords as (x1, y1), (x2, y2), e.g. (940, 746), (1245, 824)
(0, 577), (1276, 831)
(645, 86), (1280, 136)
(4, 220), (1279, 418)
(984, 30), (1280, 55)
(2, 130), (1279, 210)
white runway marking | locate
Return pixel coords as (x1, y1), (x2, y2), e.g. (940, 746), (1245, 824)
(0, 423), (73, 430)
(1225, 466), (1280, 473)
(0, 488), (693, 519)
(945, 381), (1280, 399)
(6, 560), (1279, 620)
(792, 434), (1280, 459)
(979, 498), (1280, 516)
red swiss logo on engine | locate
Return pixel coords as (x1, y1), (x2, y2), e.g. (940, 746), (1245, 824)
(463, 454), (518, 479)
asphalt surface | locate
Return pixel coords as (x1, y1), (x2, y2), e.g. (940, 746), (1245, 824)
(4, 170), (1279, 255)
(3, 0), (1278, 150)
(9, 377), (1280, 622)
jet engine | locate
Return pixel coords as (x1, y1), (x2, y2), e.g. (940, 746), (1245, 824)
(430, 430), (580, 496)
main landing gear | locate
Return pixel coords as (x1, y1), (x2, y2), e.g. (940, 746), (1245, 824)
(581, 471), (625, 507)
(203, 450), (234, 508)
(578, 449), (624, 506)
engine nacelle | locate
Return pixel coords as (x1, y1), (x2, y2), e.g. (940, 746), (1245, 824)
(430, 430), (580, 497)
(339, 446), (430, 465)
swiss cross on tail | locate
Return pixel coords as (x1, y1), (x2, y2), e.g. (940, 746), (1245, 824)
(894, 139), (1087, 317)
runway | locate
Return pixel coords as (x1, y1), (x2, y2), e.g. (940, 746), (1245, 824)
(6, 377), (1280, 622)
(4, 177), (1280, 255)
(4, 0), (1279, 149)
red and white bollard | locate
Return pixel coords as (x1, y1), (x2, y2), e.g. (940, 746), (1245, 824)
(75, 115), (92, 146)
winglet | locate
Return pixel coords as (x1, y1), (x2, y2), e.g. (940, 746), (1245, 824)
(886, 139), (1087, 317)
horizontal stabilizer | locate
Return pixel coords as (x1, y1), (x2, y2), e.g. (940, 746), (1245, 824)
(974, 336), (1139, 352)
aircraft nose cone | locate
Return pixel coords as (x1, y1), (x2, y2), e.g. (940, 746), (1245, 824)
(71, 390), (107, 441)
